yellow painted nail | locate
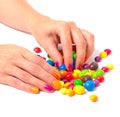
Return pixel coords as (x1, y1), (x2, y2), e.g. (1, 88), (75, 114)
(30, 86), (40, 94)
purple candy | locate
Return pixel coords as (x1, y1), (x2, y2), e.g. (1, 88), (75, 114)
(94, 56), (102, 62)
(93, 80), (100, 87)
(82, 63), (90, 69)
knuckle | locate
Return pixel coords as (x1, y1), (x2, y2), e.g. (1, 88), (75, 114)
(58, 21), (70, 31)
(89, 33), (95, 41)
(80, 39), (86, 46)
(68, 21), (76, 26)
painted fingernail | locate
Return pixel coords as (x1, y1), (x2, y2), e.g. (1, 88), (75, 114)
(84, 56), (88, 62)
(52, 80), (61, 90)
(30, 86), (40, 94)
(77, 64), (83, 70)
(44, 84), (54, 92)
(52, 72), (61, 80)
(55, 61), (59, 68)
(68, 64), (73, 71)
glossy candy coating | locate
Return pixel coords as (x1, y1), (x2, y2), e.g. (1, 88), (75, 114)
(90, 94), (98, 102)
(89, 62), (98, 70)
(33, 47), (41, 53)
(94, 56), (102, 62)
(84, 80), (95, 91)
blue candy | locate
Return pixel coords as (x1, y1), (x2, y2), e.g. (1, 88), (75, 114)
(84, 80), (95, 91)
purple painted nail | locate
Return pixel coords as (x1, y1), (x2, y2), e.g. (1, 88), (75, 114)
(44, 84), (54, 92)
(77, 64), (83, 70)
(55, 62), (60, 68)
(68, 64), (73, 71)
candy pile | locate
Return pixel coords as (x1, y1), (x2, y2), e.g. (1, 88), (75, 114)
(33, 46), (114, 102)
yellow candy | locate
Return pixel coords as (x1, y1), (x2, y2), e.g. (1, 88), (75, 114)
(90, 94), (98, 102)
(106, 63), (114, 70)
(86, 70), (95, 76)
(73, 69), (81, 75)
(59, 88), (68, 95)
(60, 81), (64, 88)
(72, 72), (79, 79)
(100, 51), (107, 58)
(64, 82), (71, 88)
(73, 85), (85, 95)
(67, 89), (75, 97)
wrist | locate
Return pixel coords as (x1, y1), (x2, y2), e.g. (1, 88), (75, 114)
(27, 11), (50, 34)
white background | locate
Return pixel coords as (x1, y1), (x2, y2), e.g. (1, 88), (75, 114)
(0, 0), (120, 117)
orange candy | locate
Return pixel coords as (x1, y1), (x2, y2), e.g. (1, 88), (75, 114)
(90, 94), (98, 102)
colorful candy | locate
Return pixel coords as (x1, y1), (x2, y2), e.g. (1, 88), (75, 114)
(90, 94), (98, 102)
(34, 46), (113, 101)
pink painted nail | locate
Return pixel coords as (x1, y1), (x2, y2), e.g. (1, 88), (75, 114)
(44, 84), (54, 92)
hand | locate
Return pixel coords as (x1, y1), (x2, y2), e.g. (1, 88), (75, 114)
(30, 16), (94, 70)
(0, 44), (58, 94)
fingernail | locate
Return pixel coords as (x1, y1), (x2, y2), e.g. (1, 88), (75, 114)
(44, 84), (54, 92)
(55, 61), (59, 68)
(77, 64), (83, 70)
(68, 64), (73, 71)
(52, 80), (61, 90)
(30, 86), (40, 94)
(52, 71), (61, 80)
(84, 56), (88, 62)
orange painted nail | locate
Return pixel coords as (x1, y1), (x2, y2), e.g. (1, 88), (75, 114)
(84, 56), (88, 62)
(52, 80), (61, 90)
(52, 72), (61, 80)
(30, 86), (40, 94)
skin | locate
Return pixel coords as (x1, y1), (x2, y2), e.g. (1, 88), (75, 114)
(0, 0), (94, 93)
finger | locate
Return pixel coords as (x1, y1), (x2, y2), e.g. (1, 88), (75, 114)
(12, 57), (58, 86)
(21, 47), (57, 74)
(81, 29), (95, 57)
(4, 65), (55, 93)
(68, 22), (87, 68)
(0, 75), (40, 94)
(56, 22), (73, 70)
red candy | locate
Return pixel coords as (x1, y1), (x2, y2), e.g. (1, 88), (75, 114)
(96, 76), (105, 82)
(34, 47), (42, 53)
(104, 49), (111, 55)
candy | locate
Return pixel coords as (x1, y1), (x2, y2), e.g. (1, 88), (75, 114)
(106, 63), (114, 70)
(34, 47), (113, 100)
(84, 80), (95, 91)
(90, 94), (98, 102)
(104, 49), (111, 55)
(100, 51), (107, 58)
(67, 89), (75, 97)
(33, 47), (41, 53)
(73, 85), (85, 95)
(89, 62), (98, 70)
(74, 79), (83, 86)
(94, 56), (102, 62)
